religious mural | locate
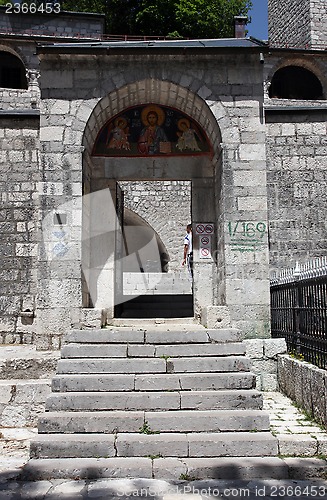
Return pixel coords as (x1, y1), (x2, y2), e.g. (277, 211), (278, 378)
(92, 104), (211, 157)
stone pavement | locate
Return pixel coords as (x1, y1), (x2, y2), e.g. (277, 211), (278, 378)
(0, 392), (327, 498)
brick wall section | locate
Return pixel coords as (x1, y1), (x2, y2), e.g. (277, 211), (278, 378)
(266, 111), (327, 270)
(268, 0), (311, 48)
(268, 0), (327, 49)
(0, 117), (40, 343)
(120, 181), (191, 272)
(0, 7), (104, 38)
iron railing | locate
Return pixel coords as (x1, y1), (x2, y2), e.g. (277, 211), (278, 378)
(270, 257), (327, 370)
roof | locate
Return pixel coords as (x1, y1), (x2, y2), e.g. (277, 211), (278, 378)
(37, 37), (268, 54)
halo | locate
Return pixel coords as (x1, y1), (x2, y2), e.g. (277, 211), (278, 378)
(141, 105), (165, 126)
(114, 116), (128, 129)
(177, 118), (190, 131)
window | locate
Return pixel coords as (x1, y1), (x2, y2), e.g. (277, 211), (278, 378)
(0, 51), (28, 89)
(269, 66), (323, 100)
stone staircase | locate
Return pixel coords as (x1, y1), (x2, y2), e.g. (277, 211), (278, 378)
(22, 326), (282, 480)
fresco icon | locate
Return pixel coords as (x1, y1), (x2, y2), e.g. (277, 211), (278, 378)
(92, 104), (211, 157)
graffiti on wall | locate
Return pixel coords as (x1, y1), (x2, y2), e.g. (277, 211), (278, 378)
(92, 104), (211, 157)
(227, 221), (267, 252)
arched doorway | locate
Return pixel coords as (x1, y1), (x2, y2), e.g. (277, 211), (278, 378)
(82, 81), (223, 322)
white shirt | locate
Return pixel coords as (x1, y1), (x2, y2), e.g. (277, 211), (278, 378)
(184, 232), (192, 254)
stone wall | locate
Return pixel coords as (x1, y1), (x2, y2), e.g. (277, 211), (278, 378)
(268, 0), (327, 49)
(0, 116), (40, 345)
(278, 354), (327, 428)
(266, 109), (327, 270)
(311, 0), (327, 49)
(0, 6), (104, 38)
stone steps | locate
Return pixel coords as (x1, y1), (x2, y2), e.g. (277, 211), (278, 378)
(51, 372), (256, 392)
(61, 342), (246, 358)
(38, 409), (270, 434)
(26, 326), (278, 480)
(45, 389), (263, 411)
(64, 328), (243, 344)
(22, 456), (292, 481)
(30, 431), (277, 459)
(57, 356), (251, 374)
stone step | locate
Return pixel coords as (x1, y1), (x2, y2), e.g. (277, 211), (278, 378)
(39, 410), (270, 434)
(61, 342), (246, 359)
(64, 328), (243, 345)
(21, 456), (295, 481)
(0, 346), (59, 380)
(45, 390), (263, 412)
(119, 309), (193, 319)
(56, 356), (251, 375)
(30, 431), (277, 459)
(51, 372), (256, 392)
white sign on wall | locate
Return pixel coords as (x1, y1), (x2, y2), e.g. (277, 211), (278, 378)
(195, 223), (214, 260)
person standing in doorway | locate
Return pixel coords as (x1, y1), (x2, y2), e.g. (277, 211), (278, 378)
(182, 224), (193, 281)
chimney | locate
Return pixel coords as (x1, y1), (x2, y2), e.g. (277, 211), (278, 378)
(234, 16), (248, 38)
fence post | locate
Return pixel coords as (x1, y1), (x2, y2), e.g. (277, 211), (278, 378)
(293, 262), (301, 354)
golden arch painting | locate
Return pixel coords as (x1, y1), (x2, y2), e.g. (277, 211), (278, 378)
(92, 104), (211, 157)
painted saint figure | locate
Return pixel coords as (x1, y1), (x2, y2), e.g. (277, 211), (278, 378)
(137, 105), (169, 155)
(176, 118), (201, 152)
(107, 117), (130, 151)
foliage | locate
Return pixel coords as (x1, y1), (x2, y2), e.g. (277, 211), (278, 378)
(59, 0), (252, 38)
(139, 421), (160, 434)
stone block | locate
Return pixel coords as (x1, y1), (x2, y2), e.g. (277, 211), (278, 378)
(237, 196), (268, 212)
(22, 457), (153, 480)
(167, 356), (251, 374)
(57, 358), (166, 375)
(244, 339), (264, 359)
(301, 363), (313, 417)
(31, 434), (116, 459)
(46, 391), (181, 411)
(61, 344), (127, 358)
(200, 306), (231, 329)
(311, 365), (326, 426)
(116, 433), (188, 458)
(39, 411), (144, 434)
(251, 359), (277, 375)
(146, 409), (270, 433)
(0, 384), (12, 404)
(284, 458), (327, 480)
(263, 338), (287, 359)
(180, 389), (262, 411)
(261, 373), (278, 391)
(188, 432), (277, 457)
(152, 458), (187, 480)
(278, 435), (318, 457)
(181, 457), (287, 480)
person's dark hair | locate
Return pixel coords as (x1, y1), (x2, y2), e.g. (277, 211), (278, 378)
(187, 224), (192, 231)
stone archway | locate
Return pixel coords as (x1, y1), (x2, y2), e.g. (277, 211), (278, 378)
(81, 80), (224, 322)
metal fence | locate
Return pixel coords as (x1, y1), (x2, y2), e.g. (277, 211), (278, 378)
(270, 257), (327, 370)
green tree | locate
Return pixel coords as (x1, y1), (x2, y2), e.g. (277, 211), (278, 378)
(62, 0), (253, 38)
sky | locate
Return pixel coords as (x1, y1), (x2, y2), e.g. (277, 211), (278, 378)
(246, 0), (268, 41)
